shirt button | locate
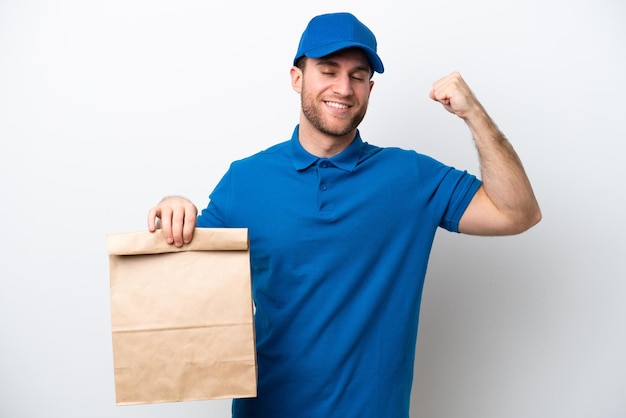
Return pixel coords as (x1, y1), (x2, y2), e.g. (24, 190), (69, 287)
(320, 161), (328, 168)
(320, 184), (327, 191)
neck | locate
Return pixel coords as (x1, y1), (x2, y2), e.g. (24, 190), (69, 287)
(297, 120), (356, 158)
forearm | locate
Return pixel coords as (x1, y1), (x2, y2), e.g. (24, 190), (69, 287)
(465, 107), (542, 230)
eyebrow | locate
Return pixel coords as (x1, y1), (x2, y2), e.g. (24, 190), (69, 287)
(314, 59), (371, 74)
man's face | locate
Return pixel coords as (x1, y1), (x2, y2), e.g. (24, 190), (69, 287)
(294, 48), (374, 138)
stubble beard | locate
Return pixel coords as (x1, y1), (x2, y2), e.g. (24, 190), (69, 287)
(300, 89), (367, 138)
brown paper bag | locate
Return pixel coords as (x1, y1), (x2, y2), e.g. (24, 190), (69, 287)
(106, 228), (257, 405)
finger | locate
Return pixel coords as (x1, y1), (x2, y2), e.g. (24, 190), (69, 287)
(158, 206), (175, 245)
(147, 207), (158, 232)
(430, 78), (452, 103)
(147, 206), (164, 232)
(170, 207), (186, 247)
(181, 206), (198, 244)
(430, 85), (452, 107)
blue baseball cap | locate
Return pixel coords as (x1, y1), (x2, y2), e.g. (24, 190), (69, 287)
(293, 12), (384, 74)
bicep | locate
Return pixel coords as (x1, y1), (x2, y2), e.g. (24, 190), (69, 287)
(458, 185), (517, 236)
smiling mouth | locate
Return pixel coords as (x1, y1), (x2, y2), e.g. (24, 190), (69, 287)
(325, 101), (350, 109)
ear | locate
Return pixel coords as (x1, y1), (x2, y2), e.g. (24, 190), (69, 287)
(290, 66), (303, 93)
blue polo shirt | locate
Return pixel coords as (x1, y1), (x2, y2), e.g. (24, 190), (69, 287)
(197, 125), (482, 418)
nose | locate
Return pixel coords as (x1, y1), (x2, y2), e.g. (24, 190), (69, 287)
(332, 74), (353, 96)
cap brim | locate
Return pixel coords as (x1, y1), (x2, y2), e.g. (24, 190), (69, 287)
(300, 41), (384, 74)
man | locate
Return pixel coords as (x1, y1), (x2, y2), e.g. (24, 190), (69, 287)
(147, 12), (541, 418)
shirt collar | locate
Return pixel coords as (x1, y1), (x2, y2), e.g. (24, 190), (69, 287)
(290, 125), (363, 172)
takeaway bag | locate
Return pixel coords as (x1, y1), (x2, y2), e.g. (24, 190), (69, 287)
(106, 228), (257, 405)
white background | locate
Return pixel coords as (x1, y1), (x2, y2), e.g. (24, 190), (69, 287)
(1, 1), (624, 417)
